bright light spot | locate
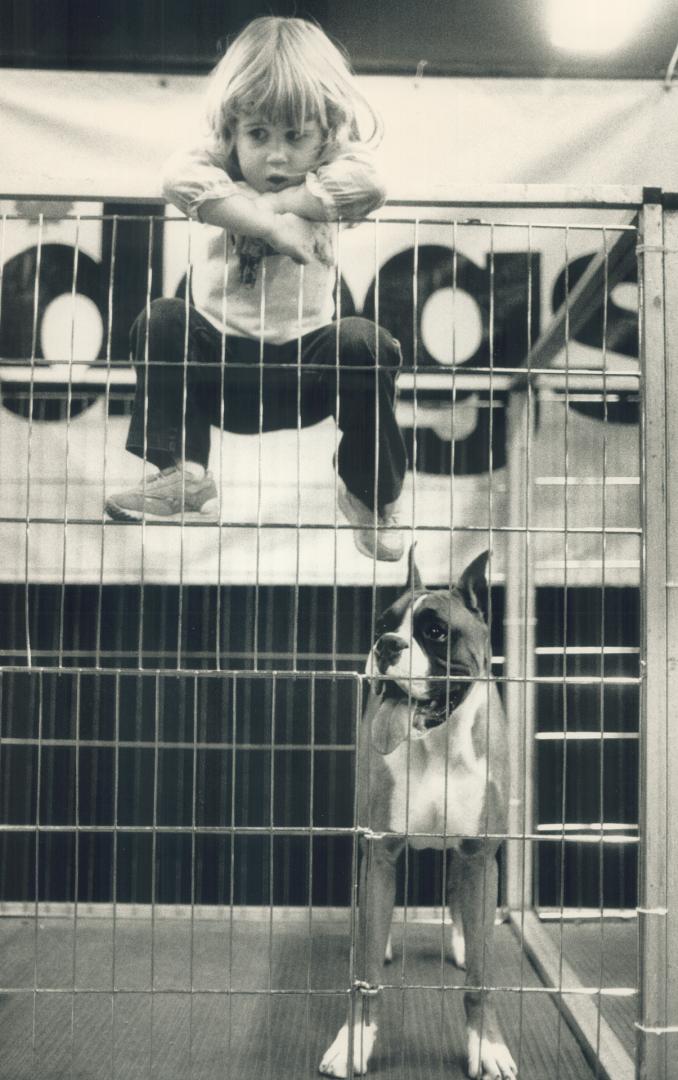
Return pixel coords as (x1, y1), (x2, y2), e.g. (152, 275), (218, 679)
(41, 294), (103, 367)
(547, 0), (655, 53)
(420, 287), (483, 366)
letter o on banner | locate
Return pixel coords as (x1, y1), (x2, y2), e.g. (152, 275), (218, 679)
(0, 243), (105, 419)
(361, 244), (487, 370)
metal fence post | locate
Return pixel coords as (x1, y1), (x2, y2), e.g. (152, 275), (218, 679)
(638, 189), (678, 1079)
(505, 388), (536, 913)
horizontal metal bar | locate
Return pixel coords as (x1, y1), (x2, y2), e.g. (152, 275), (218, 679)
(0, 730), (640, 751)
(0, 516), (643, 538)
(0, 902), (458, 922)
(536, 646), (639, 654)
(0, 645), (641, 661)
(537, 822), (638, 833)
(0, 901), (637, 923)
(534, 732), (639, 742)
(0, 366), (641, 391)
(0, 982), (636, 997)
(534, 476), (639, 486)
(2, 185), (647, 208)
(388, 185), (646, 209)
(0, 666), (642, 684)
(0, 737), (357, 751)
(0, 824), (639, 843)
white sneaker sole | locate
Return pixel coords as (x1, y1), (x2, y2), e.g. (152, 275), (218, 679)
(105, 498), (219, 523)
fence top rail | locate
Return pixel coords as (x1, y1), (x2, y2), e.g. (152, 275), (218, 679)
(0, 182), (654, 210)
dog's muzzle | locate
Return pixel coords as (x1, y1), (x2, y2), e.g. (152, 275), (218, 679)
(373, 633), (408, 670)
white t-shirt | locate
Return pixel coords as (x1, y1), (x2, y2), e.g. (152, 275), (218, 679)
(162, 137), (386, 345)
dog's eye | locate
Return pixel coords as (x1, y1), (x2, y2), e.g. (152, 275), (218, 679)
(424, 622), (448, 642)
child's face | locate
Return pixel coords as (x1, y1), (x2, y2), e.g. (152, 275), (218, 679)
(234, 115), (324, 193)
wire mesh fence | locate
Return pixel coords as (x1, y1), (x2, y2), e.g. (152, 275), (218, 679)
(0, 187), (672, 1078)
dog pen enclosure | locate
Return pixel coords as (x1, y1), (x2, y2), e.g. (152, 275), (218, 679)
(0, 185), (675, 1078)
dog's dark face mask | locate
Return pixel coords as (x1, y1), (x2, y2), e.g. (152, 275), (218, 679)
(368, 550), (491, 750)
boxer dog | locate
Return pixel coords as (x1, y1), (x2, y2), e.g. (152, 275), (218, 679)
(320, 549), (516, 1079)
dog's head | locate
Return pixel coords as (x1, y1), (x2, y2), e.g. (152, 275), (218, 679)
(367, 548), (491, 747)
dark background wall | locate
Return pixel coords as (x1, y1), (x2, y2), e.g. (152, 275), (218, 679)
(1, 0), (676, 78)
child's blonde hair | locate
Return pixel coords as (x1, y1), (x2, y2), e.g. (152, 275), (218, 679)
(204, 16), (381, 161)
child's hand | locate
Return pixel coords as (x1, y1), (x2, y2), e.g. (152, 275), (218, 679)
(269, 213), (330, 266)
(311, 223), (334, 268)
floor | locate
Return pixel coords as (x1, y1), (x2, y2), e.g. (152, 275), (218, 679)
(541, 918), (637, 1060)
(0, 912), (606, 1080)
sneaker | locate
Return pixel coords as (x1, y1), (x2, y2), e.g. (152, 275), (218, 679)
(105, 466), (218, 522)
(337, 483), (404, 562)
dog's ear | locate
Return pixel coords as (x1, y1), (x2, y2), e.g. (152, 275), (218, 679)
(458, 550), (489, 618)
(406, 544), (424, 592)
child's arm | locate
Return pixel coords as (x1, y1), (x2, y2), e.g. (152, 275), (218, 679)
(197, 191), (321, 264)
(161, 144), (321, 264)
(259, 142), (387, 223)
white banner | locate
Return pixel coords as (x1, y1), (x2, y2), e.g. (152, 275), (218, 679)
(2, 70), (678, 195)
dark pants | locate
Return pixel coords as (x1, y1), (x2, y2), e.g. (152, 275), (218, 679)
(126, 298), (407, 510)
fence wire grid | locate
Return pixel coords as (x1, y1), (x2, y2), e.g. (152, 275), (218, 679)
(0, 187), (675, 1080)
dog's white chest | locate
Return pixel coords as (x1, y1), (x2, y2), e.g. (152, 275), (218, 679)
(383, 685), (489, 850)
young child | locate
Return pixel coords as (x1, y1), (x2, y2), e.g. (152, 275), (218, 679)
(105, 16), (407, 561)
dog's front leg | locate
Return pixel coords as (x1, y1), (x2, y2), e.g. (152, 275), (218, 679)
(319, 836), (402, 1078)
(457, 847), (517, 1080)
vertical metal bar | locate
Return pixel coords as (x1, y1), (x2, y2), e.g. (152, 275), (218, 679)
(292, 264), (304, 670)
(371, 213), (382, 599)
(24, 212), (44, 666)
(96, 213), (118, 668)
(368, 216), (380, 657)
(110, 672), (120, 1079)
(177, 222), (193, 671)
(138, 215), (155, 670)
(148, 672), (160, 1077)
(226, 674), (237, 1080)
(215, 236), (229, 669)
(439, 216), (460, 1077)
(505, 389), (536, 915)
(188, 677), (198, 1079)
(59, 213), (81, 666)
(304, 672), (316, 1074)
(660, 196), (678, 1075)
(347, 673), (364, 1080)
(476, 220), (497, 1059)
(506, 227), (536, 925)
(267, 674), (276, 1080)
(31, 672), (44, 1074)
(331, 223), (342, 662)
(594, 227), (611, 1078)
(556, 223), (573, 1080)
(638, 192), (678, 1078)
(253, 265), (266, 672)
(69, 671), (81, 1079)
(518, 223), (536, 1078)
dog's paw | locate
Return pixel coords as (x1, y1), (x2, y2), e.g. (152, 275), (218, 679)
(449, 921), (466, 968)
(467, 1029), (517, 1080)
(319, 1021), (378, 1077)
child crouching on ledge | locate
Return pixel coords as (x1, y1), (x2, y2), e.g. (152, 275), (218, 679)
(105, 15), (407, 561)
